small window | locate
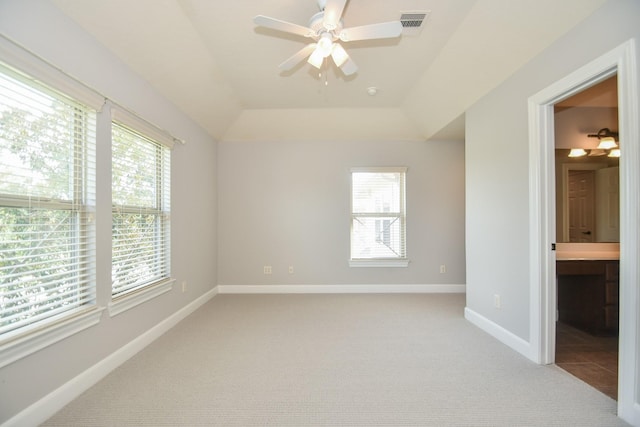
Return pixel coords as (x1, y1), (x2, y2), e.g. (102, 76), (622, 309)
(111, 123), (171, 300)
(350, 167), (408, 267)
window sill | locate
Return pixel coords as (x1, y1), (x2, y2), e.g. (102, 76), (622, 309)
(349, 259), (410, 268)
(0, 306), (104, 368)
(108, 278), (174, 317)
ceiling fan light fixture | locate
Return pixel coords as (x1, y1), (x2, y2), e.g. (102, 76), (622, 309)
(255, 1), (402, 77)
(317, 33), (334, 57)
(331, 43), (349, 67)
(609, 148), (621, 158)
(307, 48), (325, 68)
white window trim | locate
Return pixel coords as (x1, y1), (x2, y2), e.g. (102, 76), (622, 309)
(0, 307), (104, 368)
(0, 34), (104, 110)
(350, 166), (408, 174)
(109, 117), (172, 308)
(0, 45), (101, 366)
(110, 103), (176, 149)
(107, 278), (174, 317)
(349, 259), (410, 268)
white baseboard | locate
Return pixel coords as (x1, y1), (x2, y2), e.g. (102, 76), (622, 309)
(217, 284), (466, 294)
(3, 287), (218, 427)
(464, 306), (534, 361)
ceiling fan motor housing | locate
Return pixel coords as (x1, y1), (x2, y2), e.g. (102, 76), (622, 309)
(309, 11), (342, 40)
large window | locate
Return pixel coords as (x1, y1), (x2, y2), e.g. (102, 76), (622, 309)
(350, 167), (407, 266)
(111, 123), (171, 299)
(0, 63), (97, 338)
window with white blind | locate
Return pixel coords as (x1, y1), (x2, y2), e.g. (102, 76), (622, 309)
(350, 167), (408, 267)
(111, 122), (171, 305)
(0, 62), (98, 340)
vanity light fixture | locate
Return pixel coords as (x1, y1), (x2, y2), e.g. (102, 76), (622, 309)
(568, 127), (621, 158)
(609, 148), (621, 158)
(597, 136), (618, 150)
(588, 127), (619, 149)
(568, 148), (587, 157)
(587, 149), (606, 156)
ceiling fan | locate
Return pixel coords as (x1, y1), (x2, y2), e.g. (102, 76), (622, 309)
(254, 0), (403, 76)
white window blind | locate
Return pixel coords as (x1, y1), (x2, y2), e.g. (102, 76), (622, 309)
(351, 167), (406, 260)
(111, 122), (170, 298)
(0, 62), (97, 337)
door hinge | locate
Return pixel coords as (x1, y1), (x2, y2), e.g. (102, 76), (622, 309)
(551, 243), (556, 251)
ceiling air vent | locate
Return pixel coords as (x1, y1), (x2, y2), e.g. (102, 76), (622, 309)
(399, 11), (430, 36)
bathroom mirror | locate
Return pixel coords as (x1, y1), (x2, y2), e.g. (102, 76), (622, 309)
(555, 151), (619, 242)
(554, 76), (619, 243)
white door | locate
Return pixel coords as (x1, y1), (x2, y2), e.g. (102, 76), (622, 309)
(596, 166), (620, 242)
(568, 170), (595, 242)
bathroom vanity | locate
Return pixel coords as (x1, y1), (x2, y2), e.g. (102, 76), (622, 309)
(556, 243), (620, 336)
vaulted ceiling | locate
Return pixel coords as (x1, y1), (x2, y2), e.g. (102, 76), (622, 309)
(51, 0), (608, 142)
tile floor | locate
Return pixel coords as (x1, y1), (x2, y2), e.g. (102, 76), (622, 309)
(555, 321), (618, 400)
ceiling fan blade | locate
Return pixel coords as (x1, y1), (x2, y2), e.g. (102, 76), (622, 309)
(279, 44), (318, 71)
(339, 21), (402, 42)
(254, 15), (314, 38)
(322, 0), (347, 30)
(339, 57), (358, 76)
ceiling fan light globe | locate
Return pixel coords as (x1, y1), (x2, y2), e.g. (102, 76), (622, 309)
(331, 43), (349, 67)
(317, 33), (334, 57)
(308, 49), (324, 69)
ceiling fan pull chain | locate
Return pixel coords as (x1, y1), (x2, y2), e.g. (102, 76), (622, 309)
(325, 63), (329, 86)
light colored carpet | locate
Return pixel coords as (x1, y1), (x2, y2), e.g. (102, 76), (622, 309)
(42, 294), (629, 426)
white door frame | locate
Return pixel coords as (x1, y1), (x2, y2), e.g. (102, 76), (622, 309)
(528, 39), (639, 424)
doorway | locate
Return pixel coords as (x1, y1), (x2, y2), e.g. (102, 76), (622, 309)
(527, 39), (639, 422)
(552, 76), (620, 399)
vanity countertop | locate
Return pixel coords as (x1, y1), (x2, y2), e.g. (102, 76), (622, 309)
(556, 251), (620, 261)
(555, 243), (620, 261)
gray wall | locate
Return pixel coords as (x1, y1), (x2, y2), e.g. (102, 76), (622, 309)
(465, 0), (640, 343)
(218, 139), (466, 287)
(0, 1), (218, 422)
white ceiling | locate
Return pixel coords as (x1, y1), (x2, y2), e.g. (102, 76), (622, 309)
(51, 0), (609, 142)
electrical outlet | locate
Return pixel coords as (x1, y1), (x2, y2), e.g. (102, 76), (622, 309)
(181, 281), (187, 293)
(440, 264), (446, 274)
(288, 266), (294, 274)
(263, 265), (272, 275)
(494, 294), (501, 309)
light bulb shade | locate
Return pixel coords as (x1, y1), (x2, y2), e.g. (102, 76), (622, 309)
(588, 149), (606, 156)
(608, 148), (621, 158)
(568, 148), (587, 157)
(331, 43), (349, 67)
(317, 33), (334, 57)
(597, 136), (618, 150)
(307, 48), (324, 69)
